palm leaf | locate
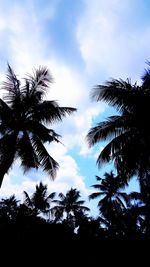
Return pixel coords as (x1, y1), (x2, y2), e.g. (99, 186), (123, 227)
(0, 133), (17, 187)
(24, 120), (61, 143)
(31, 100), (77, 123)
(23, 191), (33, 208)
(2, 64), (21, 105)
(58, 192), (65, 200)
(91, 79), (139, 113)
(26, 66), (53, 97)
(89, 192), (105, 200)
(91, 184), (107, 191)
(47, 192), (56, 200)
(117, 192), (129, 204)
(86, 115), (132, 147)
(95, 175), (102, 181)
(31, 135), (59, 179)
(76, 200), (85, 205)
(96, 130), (134, 168)
(17, 131), (39, 172)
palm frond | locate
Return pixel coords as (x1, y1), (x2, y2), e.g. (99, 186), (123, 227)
(96, 142), (112, 167)
(89, 192), (103, 200)
(91, 79), (138, 113)
(91, 184), (107, 191)
(48, 192), (56, 200)
(17, 131), (39, 172)
(86, 115), (131, 147)
(31, 135), (59, 180)
(23, 191), (33, 208)
(52, 200), (63, 205)
(0, 133), (17, 187)
(96, 129), (134, 168)
(58, 192), (65, 200)
(2, 64), (21, 105)
(31, 100), (77, 123)
(115, 196), (126, 208)
(76, 200), (85, 205)
(24, 120), (61, 143)
(27, 66), (53, 96)
(95, 175), (102, 181)
(117, 192), (129, 204)
(97, 196), (108, 208)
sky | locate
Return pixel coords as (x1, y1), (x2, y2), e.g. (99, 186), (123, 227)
(0, 0), (149, 216)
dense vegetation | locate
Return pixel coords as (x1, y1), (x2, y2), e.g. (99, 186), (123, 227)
(0, 181), (147, 242)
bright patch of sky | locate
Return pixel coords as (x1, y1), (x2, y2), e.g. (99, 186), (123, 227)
(0, 0), (148, 216)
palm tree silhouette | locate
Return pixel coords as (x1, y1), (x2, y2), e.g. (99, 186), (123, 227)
(52, 188), (90, 228)
(86, 62), (150, 235)
(89, 172), (128, 236)
(23, 182), (56, 218)
(0, 65), (76, 187)
(86, 64), (150, 181)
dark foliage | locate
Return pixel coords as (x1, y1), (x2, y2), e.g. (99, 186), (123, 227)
(0, 65), (76, 187)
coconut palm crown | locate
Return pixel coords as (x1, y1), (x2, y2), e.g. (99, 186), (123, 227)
(89, 172), (128, 217)
(23, 182), (56, 216)
(0, 65), (76, 187)
(51, 188), (90, 222)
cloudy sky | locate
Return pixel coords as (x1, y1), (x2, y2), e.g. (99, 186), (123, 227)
(0, 0), (149, 216)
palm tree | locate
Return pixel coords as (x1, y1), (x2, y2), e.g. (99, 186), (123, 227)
(86, 64), (150, 180)
(0, 65), (76, 187)
(23, 182), (56, 218)
(86, 63), (150, 235)
(52, 188), (90, 228)
(89, 172), (128, 236)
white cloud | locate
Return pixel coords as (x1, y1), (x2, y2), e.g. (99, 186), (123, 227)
(45, 60), (86, 107)
(46, 142), (91, 196)
(77, 0), (150, 82)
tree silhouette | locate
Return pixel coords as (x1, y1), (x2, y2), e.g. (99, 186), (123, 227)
(89, 172), (128, 236)
(86, 62), (150, 236)
(86, 64), (150, 180)
(23, 182), (56, 218)
(0, 65), (76, 187)
(52, 188), (90, 228)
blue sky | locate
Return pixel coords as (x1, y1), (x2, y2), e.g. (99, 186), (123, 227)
(0, 0), (149, 216)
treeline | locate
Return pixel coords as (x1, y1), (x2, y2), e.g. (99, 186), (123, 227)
(0, 180), (147, 243)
